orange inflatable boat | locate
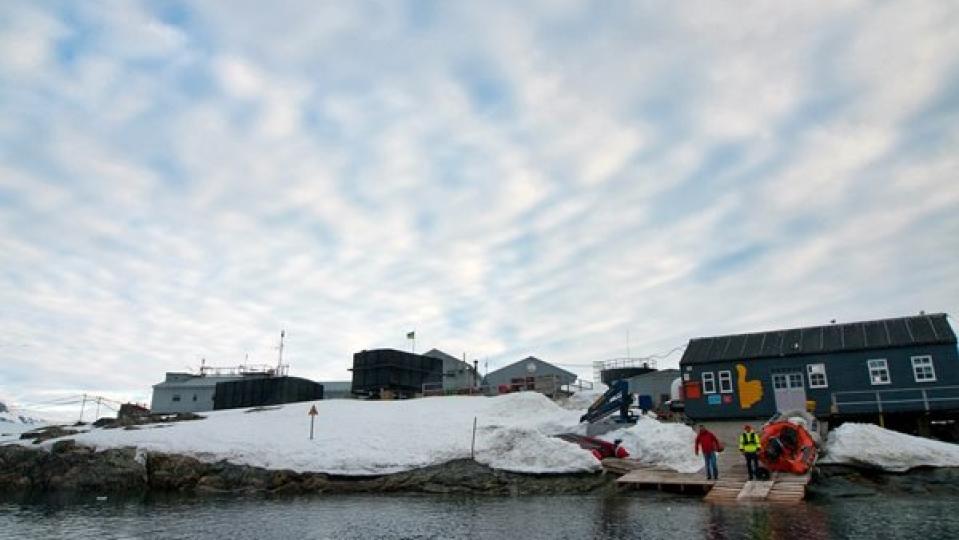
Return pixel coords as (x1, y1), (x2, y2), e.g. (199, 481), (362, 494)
(758, 420), (817, 474)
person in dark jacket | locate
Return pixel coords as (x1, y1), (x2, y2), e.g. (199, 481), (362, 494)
(739, 424), (762, 480)
(694, 425), (722, 480)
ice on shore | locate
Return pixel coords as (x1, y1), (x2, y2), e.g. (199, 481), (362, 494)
(820, 422), (959, 472)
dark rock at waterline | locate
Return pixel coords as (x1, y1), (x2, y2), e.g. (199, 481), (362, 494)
(808, 464), (959, 499)
(0, 442), (612, 496)
(0, 440), (147, 492)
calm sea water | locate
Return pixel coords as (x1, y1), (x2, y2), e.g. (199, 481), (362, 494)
(2, 492), (958, 540)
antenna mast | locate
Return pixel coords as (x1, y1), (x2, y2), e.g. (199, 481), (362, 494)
(277, 330), (285, 375)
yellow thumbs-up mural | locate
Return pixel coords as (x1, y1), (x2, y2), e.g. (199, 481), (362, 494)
(736, 363), (763, 409)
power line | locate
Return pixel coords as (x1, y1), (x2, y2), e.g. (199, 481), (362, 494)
(552, 344), (687, 368)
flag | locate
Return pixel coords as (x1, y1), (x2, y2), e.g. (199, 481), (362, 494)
(407, 331), (415, 339)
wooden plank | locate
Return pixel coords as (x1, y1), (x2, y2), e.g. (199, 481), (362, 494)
(737, 481), (774, 501)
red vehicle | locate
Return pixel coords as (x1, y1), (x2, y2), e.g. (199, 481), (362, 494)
(556, 434), (629, 460)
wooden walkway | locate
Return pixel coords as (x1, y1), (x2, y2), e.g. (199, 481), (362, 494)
(608, 421), (812, 503)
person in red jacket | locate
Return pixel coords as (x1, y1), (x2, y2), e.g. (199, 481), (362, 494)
(694, 425), (722, 480)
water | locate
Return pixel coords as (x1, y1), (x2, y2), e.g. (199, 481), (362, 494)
(2, 492), (958, 540)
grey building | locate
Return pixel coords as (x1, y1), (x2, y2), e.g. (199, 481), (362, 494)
(423, 349), (480, 391)
(627, 369), (681, 408)
(483, 356), (578, 393)
(680, 313), (959, 422)
(151, 372), (266, 414)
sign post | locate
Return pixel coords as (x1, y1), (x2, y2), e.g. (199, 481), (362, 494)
(471, 416), (477, 459)
(308, 404), (318, 440)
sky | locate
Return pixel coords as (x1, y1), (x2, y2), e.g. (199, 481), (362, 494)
(1, 1), (958, 413)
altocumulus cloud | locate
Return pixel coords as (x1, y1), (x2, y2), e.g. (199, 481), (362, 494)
(0, 0), (957, 408)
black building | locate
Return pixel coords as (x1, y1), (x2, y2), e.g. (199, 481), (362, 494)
(213, 376), (323, 410)
(680, 313), (959, 424)
(350, 349), (444, 398)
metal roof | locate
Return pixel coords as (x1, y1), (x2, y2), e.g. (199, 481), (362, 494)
(152, 374), (256, 389)
(680, 313), (956, 366)
(485, 356), (578, 380)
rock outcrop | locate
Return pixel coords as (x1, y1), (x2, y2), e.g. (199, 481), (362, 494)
(0, 441), (612, 496)
(808, 464), (959, 499)
(0, 440), (147, 492)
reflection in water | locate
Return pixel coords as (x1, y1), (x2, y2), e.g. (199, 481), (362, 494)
(2, 491), (959, 540)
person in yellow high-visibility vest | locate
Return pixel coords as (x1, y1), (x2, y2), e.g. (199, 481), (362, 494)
(739, 424), (762, 480)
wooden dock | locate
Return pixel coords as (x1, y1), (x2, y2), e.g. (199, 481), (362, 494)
(608, 421), (813, 503)
(611, 458), (810, 502)
(615, 467), (715, 494)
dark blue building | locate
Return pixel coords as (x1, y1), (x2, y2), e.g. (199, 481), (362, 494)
(680, 313), (959, 423)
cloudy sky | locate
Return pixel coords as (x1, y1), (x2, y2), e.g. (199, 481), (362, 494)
(1, 1), (957, 412)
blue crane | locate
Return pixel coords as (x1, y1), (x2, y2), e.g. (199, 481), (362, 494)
(579, 379), (636, 423)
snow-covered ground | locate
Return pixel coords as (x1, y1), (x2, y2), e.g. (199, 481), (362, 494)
(820, 423), (959, 472)
(18, 393), (602, 475)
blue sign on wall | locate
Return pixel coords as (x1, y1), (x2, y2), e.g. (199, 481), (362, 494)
(707, 394), (722, 405)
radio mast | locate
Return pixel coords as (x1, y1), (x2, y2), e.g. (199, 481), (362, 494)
(277, 330), (286, 375)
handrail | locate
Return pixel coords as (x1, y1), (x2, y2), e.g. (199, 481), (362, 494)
(830, 385), (959, 414)
(832, 384), (959, 397)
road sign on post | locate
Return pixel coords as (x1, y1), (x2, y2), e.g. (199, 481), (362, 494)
(308, 404), (318, 440)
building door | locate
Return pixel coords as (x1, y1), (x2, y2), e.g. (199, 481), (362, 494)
(772, 371), (806, 412)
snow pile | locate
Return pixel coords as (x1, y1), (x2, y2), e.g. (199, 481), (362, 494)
(600, 416), (701, 473)
(557, 384), (608, 411)
(820, 423), (959, 472)
(22, 393), (598, 475)
(477, 426), (598, 473)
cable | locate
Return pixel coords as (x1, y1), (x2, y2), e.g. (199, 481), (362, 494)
(552, 343), (687, 368)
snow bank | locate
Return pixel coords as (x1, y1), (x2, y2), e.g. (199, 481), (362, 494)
(24, 393), (599, 475)
(820, 423), (959, 472)
(600, 416), (701, 473)
(557, 384), (608, 411)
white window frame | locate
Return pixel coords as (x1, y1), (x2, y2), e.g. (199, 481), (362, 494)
(807, 363), (828, 389)
(718, 370), (733, 394)
(867, 358), (891, 385)
(911, 355), (936, 383)
(702, 372), (716, 394)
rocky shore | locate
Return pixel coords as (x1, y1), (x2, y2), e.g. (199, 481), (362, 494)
(809, 464), (959, 499)
(0, 441), (613, 496)
(6, 437), (959, 499)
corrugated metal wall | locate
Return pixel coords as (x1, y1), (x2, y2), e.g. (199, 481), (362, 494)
(213, 377), (324, 410)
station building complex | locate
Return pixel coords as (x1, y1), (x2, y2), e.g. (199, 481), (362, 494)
(680, 313), (959, 425)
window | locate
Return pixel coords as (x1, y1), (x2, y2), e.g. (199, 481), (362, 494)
(702, 372), (716, 394)
(718, 370), (733, 393)
(192, 394), (198, 402)
(773, 372), (804, 390)
(807, 364), (828, 388)
(867, 359), (890, 385)
(172, 394), (181, 402)
(912, 355), (936, 382)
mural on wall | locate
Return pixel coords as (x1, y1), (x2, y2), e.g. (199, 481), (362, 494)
(736, 363), (762, 409)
